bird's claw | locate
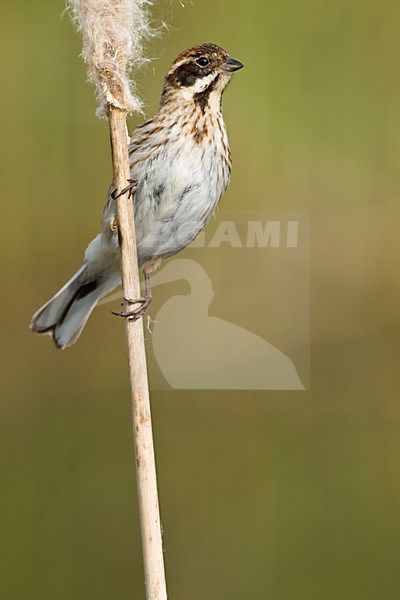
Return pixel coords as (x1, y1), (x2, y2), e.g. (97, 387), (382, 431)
(111, 179), (138, 200)
(112, 295), (152, 321)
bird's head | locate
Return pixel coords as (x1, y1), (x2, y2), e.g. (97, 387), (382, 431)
(160, 43), (243, 109)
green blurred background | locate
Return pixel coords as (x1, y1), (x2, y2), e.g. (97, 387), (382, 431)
(1, 0), (400, 598)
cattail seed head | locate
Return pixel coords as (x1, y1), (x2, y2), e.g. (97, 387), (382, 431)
(66, 0), (156, 116)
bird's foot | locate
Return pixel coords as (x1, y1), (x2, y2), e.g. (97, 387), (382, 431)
(111, 179), (138, 200)
(112, 295), (152, 321)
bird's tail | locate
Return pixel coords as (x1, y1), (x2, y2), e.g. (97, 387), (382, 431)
(30, 265), (108, 349)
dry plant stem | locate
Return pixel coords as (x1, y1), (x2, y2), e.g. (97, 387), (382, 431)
(108, 105), (167, 600)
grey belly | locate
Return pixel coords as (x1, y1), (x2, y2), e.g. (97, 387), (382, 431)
(134, 176), (218, 267)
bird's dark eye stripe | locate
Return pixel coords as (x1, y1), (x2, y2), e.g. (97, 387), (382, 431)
(170, 62), (213, 87)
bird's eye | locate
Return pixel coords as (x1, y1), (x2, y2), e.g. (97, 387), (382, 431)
(196, 56), (210, 68)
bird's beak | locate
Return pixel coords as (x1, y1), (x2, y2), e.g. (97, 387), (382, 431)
(223, 56), (244, 72)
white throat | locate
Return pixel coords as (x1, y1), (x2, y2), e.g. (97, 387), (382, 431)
(180, 72), (219, 101)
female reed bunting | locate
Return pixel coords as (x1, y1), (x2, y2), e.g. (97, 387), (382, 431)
(31, 44), (243, 349)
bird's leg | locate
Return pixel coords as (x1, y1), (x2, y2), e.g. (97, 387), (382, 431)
(111, 178), (138, 200)
(112, 271), (152, 321)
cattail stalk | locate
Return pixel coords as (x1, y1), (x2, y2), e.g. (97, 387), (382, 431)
(66, 1), (167, 598)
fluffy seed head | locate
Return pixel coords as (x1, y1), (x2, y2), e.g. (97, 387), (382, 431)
(66, 0), (157, 116)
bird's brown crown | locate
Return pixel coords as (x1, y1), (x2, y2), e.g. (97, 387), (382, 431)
(160, 43), (243, 110)
(165, 44), (230, 88)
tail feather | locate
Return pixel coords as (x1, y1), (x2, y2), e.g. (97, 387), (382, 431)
(30, 266), (104, 349)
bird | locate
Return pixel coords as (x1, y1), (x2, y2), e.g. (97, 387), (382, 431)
(30, 43), (244, 349)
